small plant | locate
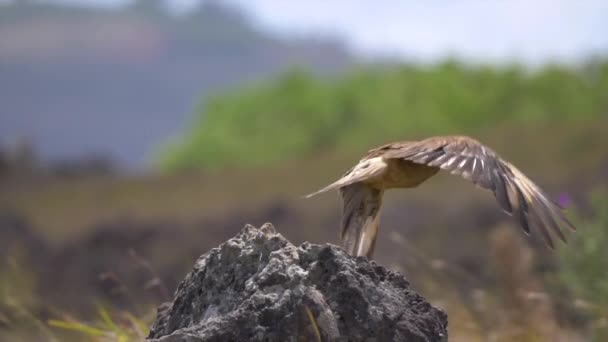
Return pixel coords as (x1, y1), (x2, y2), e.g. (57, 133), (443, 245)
(47, 248), (167, 341)
(48, 304), (148, 342)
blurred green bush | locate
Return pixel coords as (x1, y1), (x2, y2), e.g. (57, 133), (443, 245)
(557, 188), (608, 341)
(158, 59), (608, 170)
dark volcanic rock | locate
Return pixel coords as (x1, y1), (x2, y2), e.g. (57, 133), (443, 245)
(148, 223), (448, 341)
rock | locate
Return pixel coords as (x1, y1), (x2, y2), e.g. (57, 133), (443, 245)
(147, 223), (448, 341)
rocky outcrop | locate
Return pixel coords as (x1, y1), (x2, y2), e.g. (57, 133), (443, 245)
(148, 223), (448, 341)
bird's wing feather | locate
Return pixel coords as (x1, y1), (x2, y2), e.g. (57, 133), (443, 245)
(382, 135), (575, 248)
(305, 156), (388, 198)
(339, 183), (383, 257)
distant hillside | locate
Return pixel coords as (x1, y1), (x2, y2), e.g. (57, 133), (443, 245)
(0, 1), (353, 168)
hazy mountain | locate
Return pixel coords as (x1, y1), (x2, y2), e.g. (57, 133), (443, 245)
(0, 1), (353, 169)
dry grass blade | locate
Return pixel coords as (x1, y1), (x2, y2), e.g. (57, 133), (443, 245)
(97, 304), (120, 333)
(304, 305), (322, 342)
(122, 311), (148, 339)
(48, 319), (107, 337)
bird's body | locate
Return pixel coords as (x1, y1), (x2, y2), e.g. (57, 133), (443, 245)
(306, 135), (575, 258)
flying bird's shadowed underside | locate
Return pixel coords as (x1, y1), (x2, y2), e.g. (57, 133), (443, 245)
(306, 135), (576, 258)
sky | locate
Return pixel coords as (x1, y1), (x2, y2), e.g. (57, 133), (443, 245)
(29, 0), (608, 64)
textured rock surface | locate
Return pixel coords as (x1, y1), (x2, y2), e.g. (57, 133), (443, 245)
(148, 223), (448, 341)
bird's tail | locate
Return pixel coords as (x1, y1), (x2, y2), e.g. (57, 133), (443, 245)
(344, 209), (381, 257)
(340, 183), (383, 258)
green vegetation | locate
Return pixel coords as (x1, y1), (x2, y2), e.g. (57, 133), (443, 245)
(159, 59), (608, 170)
(48, 305), (148, 342)
(0, 250), (154, 341)
(557, 188), (608, 341)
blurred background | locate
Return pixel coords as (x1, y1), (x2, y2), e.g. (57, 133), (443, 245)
(1, 0), (607, 340)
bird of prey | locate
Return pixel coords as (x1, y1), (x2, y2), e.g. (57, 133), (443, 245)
(306, 135), (576, 258)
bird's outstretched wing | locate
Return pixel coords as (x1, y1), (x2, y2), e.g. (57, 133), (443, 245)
(339, 183), (383, 257)
(382, 136), (576, 248)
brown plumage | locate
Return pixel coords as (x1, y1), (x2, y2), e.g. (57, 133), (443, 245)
(306, 135), (576, 258)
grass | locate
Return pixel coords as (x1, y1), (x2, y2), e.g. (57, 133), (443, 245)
(1, 120), (606, 341)
(304, 305), (322, 342)
(0, 250), (156, 341)
(1, 199), (605, 341)
(2, 119), (606, 244)
(48, 305), (148, 341)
